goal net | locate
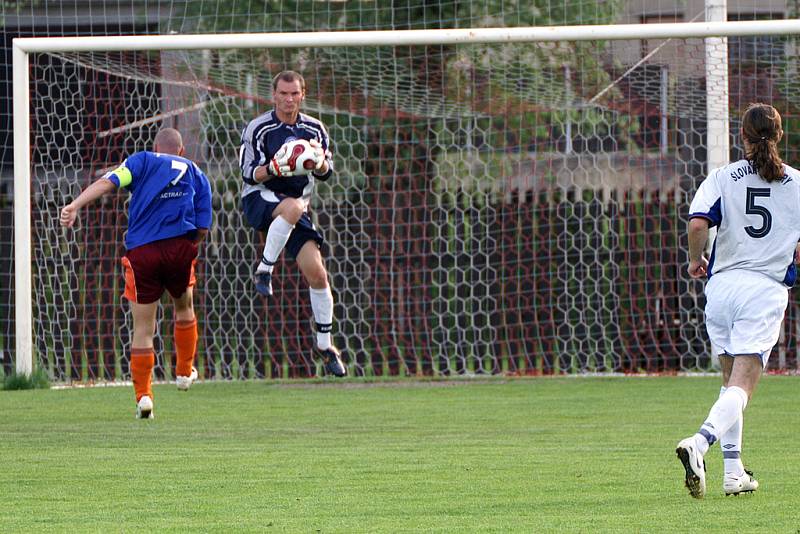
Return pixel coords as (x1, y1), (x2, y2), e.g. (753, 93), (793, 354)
(11, 19), (800, 381)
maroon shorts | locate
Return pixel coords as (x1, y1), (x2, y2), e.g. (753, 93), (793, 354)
(121, 236), (198, 304)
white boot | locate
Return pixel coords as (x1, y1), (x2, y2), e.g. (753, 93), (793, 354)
(136, 395), (154, 419)
(676, 437), (706, 499)
(724, 469), (758, 496)
(176, 367), (198, 391)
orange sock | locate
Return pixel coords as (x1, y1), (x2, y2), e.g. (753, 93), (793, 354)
(130, 348), (155, 402)
(174, 318), (198, 377)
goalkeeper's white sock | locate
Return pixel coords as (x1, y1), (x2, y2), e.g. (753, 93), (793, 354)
(258, 216), (294, 273)
(309, 286), (334, 350)
(717, 386), (745, 475)
(694, 385), (748, 456)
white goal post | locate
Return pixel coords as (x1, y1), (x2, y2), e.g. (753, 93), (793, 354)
(12, 19), (800, 377)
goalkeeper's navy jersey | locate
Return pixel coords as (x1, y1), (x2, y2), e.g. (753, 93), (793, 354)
(239, 110), (333, 203)
(689, 158), (800, 286)
(106, 151), (213, 250)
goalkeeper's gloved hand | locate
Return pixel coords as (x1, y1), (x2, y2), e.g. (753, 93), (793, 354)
(308, 139), (326, 171)
(268, 145), (291, 177)
(267, 145), (306, 177)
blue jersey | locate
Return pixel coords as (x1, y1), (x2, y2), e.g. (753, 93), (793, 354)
(239, 110), (333, 202)
(106, 151), (213, 250)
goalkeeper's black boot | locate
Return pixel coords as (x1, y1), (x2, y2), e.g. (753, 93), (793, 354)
(254, 271), (273, 297)
(316, 346), (347, 377)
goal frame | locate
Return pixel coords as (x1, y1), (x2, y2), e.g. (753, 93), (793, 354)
(13, 19), (800, 375)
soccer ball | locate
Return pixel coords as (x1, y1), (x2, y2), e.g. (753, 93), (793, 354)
(282, 139), (318, 173)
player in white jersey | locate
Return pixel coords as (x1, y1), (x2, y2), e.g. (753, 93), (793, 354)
(676, 103), (800, 498)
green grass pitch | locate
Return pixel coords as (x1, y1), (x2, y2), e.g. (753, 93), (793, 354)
(2, 376), (799, 532)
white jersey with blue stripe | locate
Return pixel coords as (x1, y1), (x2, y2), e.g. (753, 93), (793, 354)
(689, 159), (800, 286)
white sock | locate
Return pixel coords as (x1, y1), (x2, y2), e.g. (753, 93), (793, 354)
(717, 386), (745, 475)
(695, 385), (748, 456)
(257, 216), (294, 273)
(309, 286), (333, 350)
(721, 418), (744, 475)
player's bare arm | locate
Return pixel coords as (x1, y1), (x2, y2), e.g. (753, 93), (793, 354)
(59, 177), (117, 228)
(253, 164), (274, 183)
(194, 227), (209, 244)
(687, 216), (710, 278)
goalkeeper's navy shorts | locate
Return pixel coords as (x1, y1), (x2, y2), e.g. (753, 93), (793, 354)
(241, 192), (324, 260)
(121, 235), (198, 304)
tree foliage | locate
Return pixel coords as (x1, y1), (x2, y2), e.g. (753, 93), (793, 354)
(177, 1), (625, 193)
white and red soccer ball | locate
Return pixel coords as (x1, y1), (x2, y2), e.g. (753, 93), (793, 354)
(282, 139), (318, 172)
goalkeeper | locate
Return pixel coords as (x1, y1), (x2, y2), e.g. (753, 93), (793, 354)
(60, 128), (212, 419)
(239, 70), (346, 377)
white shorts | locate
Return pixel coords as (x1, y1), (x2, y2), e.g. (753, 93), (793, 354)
(704, 270), (788, 365)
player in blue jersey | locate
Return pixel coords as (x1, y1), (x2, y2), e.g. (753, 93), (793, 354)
(676, 103), (800, 498)
(239, 70), (346, 377)
(60, 128), (213, 419)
